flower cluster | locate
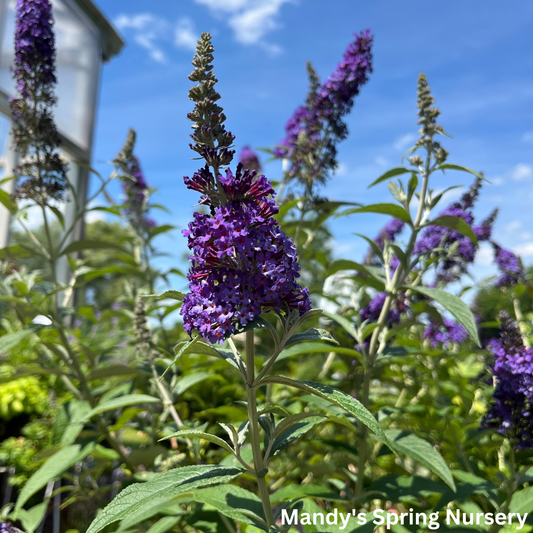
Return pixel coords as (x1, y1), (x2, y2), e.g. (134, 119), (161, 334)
(114, 129), (156, 232)
(365, 218), (405, 266)
(0, 522), (15, 533)
(424, 318), (468, 348)
(275, 31), (373, 195)
(493, 245), (524, 287)
(11, 0), (67, 205)
(360, 292), (407, 325)
(181, 34), (311, 343)
(415, 178), (497, 284)
(238, 146), (262, 173)
(483, 312), (533, 449)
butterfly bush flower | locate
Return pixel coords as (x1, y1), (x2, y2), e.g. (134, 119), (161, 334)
(239, 146), (262, 173)
(493, 245), (524, 287)
(113, 129), (156, 231)
(11, 0), (67, 204)
(275, 31), (373, 194)
(360, 292), (407, 325)
(181, 34), (311, 344)
(414, 178), (497, 284)
(424, 318), (468, 348)
(483, 312), (533, 449)
(0, 523), (15, 533)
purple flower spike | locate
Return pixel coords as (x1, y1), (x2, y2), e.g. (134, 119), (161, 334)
(483, 312), (533, 449)
(493, 245), (524, 287)
(239, 146), (262, 173)
(424, 318), (468, 348)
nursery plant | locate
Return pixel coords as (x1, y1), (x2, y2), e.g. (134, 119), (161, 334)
(1, 1), (533, 533)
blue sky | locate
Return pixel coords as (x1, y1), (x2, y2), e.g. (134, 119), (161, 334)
(89, 0), (533, 287)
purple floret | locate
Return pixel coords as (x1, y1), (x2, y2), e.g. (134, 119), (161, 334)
(483, 312), (533, 449)
(424, 318), (468, 348)
(181, 163), (311, 343)
(238, 146), (262, 173)
(493, 245), (524, 287)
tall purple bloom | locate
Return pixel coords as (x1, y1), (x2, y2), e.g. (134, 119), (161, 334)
(11, 0), (67, 204)
(493, 245), (524, 287)
(114, 129), (156, 232)
(360, 292), (407, 325)
(0, 522), (15, 533)
(181, 34), (311, 344)
(483, 312), (533, 449)
(239, 146), (262, 173)
(414, 178), (497, 284)
(275, 31), (373, 195)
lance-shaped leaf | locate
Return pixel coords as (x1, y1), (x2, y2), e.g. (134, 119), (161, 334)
(369, 167), (412, 188)
(0, 328), (38, 353)
(408, 286), (480, 347)
(336, 203), (412, 224)
(270, 415), (326, 457)
(80, 394), (160, 422)
(322, 311), (358, 340)
(15, 442), (95, 514)
(171, 337), (244, 372)
(384, 430), (455, 491)
(436, 163), (486, 181)
(142, 290), (185, 301)
(174, 372), (224, 395)
(60, 239), (128, 256)
(285, 328), (338, 348)
(86, 465), (244, 533)
(191, 485), (267, 529)
(270, 484), (343, 504)
(260, 377), (394, 451)
(510, 486), (533, 514)
(425, 215), (478, 244)
(160, 430), (234, 455)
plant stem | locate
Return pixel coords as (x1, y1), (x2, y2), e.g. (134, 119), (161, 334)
(245, 330), (275, 528)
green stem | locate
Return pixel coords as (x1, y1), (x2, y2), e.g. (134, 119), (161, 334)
(245, 330), (275, 528)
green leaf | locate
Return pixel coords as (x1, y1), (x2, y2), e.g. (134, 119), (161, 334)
(325, 259), (369, 278)
(172, 337), (244, 371)
(15, 443), (94, 514)
(16, 502), (48, 533)
(90, 365), (150, 380)
(80, 394), (160, 422)
(321, 311), (358, 339)
(277, 342), (363, 363)
(60, 239), (127, 256)
(437, 164), (486, 181)
(86, 465), (244, 533)
(174, 372), (224, 395)
(510, 486), (533, 514)
(145, 516), (180, 533)
(270, 416), (326, 456)
(160, 430), (234, 455)
(408, 286), (480, 347)
(369, 167), (412, 188)
(192, 485), (267, 529)
(270, 484), (343, 504)
(427, 215), (478, 244)
(0, 244), (45, 260)
(0, 188), (17, 214)
(285, 328), (338, 347)
(354, 233), (384, 262)
(384, 430), (455, 491)
(260, 377), (394, 451)
(49, 206), (65, 229)
(336, 203), (412, 224)
(60, 400), (91, 446)
(0, 329), (36, 354)
(144, 290), (185, 301)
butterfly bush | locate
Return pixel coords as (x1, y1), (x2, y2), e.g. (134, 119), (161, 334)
(493, 245), (525, 287)
(181, 34), (311, 343)
(415, 178), (497, 284)
(0, 523), (15, 533)
(275, 30), (373, 193)
(424, 318), (468, 347)
(113, 129), (156, 231)
(238, 145), (262, 172)
(484, 312), (533, 448)
(11, 0), (67, 204)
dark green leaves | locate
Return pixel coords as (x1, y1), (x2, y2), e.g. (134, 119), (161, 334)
(408, 286), (480, 347)
(86, 465), (244, 533)
(285, 328), (338, 348)
(384, 430), (455, 490)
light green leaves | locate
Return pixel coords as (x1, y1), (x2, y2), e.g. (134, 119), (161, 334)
(80, 394), (160, 422)
(426, 215), (478, 244)
(336, 203), (412, 224)
(285, 328), (338, 348)
(160, 430), (234, 455)
(0, 329), (36, 353)
(86, 465), (244, 533)
(510, 486), (533, 514)
(408, 286), (480, 347)
(384, 430), (455, 491)
(369, 167), (413, 188)
(15, 443), (95, 514)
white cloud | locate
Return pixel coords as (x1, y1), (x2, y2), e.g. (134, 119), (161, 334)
(375, 156), (388, 166)
(505, 220), (522, 232)
(522, 131), (533, 143)
(475, 242), (493, 266)
(514, 242), (533, 257)
(491, 176), (504, 186)
(393, 133), (417, 151)
(114, 13), (199, 62)
(511, 163), (532, 181)
(194, 0), (291, 50)
(175, 18), (198, 51)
